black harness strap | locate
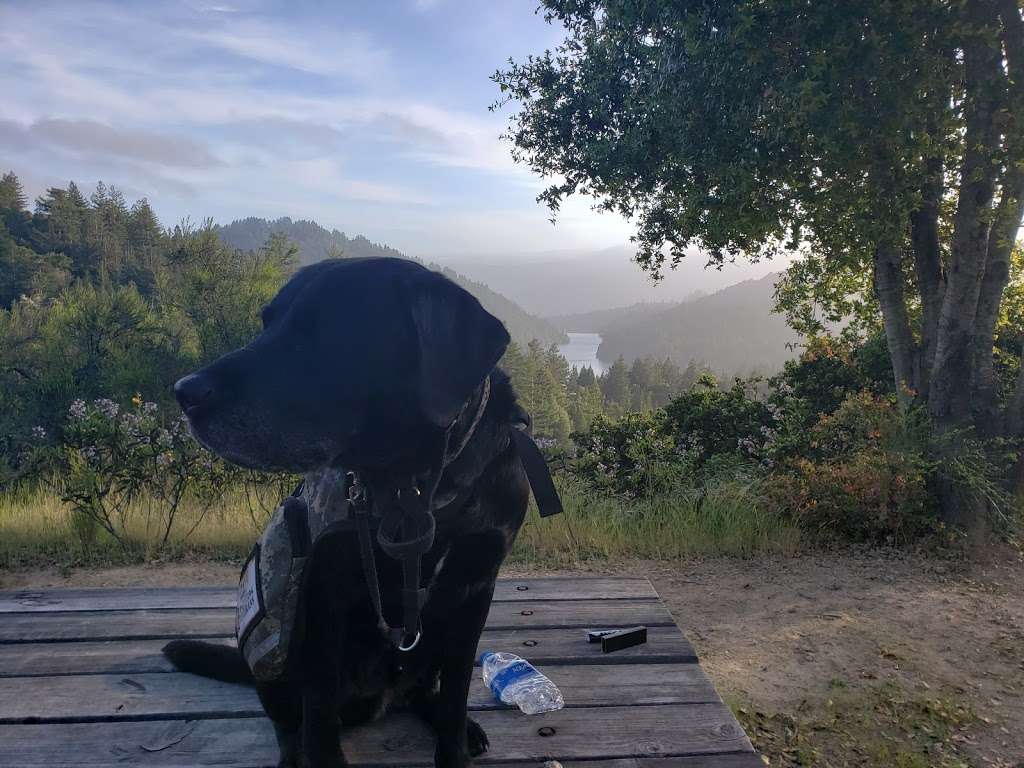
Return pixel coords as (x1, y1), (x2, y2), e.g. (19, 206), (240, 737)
(375, 486), (436, 649)
(511, 427), (564, 518)
(333, 375), (562, 652)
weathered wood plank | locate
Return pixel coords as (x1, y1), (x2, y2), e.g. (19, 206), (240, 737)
(0, 578), (657, 613)
(0, 638), (236, 677)
(0, 663), (720, 723)
(0, 705), (753, 765)
(0, 599), (673, 644)
(524, 759), (764, 768)
(0, 626), (694, 678)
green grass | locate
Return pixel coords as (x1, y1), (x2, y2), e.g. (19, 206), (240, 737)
(0, 485), (258, 568)
(509, 476), (801, 566)
(0, 475), (801, 570)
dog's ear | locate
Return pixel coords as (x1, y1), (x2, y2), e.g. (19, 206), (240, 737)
(407, 269), (510, 427)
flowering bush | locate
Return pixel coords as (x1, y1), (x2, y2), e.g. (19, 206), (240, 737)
(570, 378), (953, 544)
(57, 395), (239, 547)
(764, 449), (933, 544)
(662, 378), (774, 466)
(764, 393), (936, 543)
(571, 411), (685, 497)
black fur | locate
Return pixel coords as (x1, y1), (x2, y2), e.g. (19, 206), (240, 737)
(163, 258), (529, 768)
(162, 639), (253, 684)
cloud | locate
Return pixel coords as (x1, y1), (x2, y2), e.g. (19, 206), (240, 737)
(268, 157), (435, 206)
(0, 0), (645, 256)
(0, 120), (34, 153)
(188, 20), (393, 81)
(365, 104), (521, 175)
(219, 117), (346, 159)
(28, 119), (221, 169)
(338, 179), (435, 206)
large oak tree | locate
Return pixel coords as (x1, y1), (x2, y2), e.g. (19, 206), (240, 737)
(495, 0), (1024, 472)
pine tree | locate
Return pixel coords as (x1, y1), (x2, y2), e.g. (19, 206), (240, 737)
(568, 382), (605, 432)
(628, 357), (655, 410)
(128, 198), (162, 256)
(601, 356), (631, 411)
(34, 183), (91, 277)
(0, 172), (27, 211)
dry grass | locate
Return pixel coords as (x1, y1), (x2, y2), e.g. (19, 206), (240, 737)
(1, 476), (802, 569)
(0, 486), (258, 568)
(730, 681), (978, 768)
(510, 476), (801, 566)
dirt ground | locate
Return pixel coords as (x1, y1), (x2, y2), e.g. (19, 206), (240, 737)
(3, 550), (1023, 767)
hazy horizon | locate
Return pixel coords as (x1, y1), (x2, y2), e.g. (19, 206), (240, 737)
(1, 0), (789, 294)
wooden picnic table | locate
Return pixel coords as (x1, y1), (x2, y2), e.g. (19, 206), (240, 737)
(0, 577), (761, 767)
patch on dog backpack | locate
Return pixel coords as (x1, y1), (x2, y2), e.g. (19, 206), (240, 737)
(236, 468), (351, 681)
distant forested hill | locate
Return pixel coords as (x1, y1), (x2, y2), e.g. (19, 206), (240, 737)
(597, 273), (800, 376)
(431, 266), (567, 347)
(217, 216), (566, 347)
(433, 247), (708, 316)
(548, 301), (688, 333)
(216, 217), (404, 263)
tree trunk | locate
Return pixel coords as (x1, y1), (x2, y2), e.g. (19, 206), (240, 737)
(910, 158), (946, 401)
(985, 0), (1024, 441)
(1011, 338), (1024, 497)
(1010, 336), (1024, 438)
(868, 149), (918, 406)
(873, 242), (918, 407)
(929, 0), (1003, 430)
(972, 169), (1024, 436)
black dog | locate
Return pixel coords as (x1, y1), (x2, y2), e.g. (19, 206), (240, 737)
(162, 257), (531, 768)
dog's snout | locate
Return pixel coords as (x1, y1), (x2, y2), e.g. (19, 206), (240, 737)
(174, 373), (215, 412)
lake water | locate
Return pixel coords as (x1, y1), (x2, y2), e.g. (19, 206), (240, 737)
(558, 332), (607, 375)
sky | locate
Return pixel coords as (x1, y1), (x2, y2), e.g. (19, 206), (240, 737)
(0, 0), (648, 257)
(0, 0), (791, 294)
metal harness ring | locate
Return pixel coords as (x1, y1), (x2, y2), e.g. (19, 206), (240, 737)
(398, 629), (422, 652)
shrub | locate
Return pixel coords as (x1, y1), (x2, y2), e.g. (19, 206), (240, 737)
(766, 393), (935, 543)
(662, 376), (774, 465)
(56, 395), (238, 548)
(765, 448), (933, 544)
(570, 411), (684, 497)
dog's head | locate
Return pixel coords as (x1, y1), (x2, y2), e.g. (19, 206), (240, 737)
(174, 257), (510, 472)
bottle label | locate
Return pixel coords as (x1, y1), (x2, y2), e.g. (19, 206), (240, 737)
(490, 660), (533, 696)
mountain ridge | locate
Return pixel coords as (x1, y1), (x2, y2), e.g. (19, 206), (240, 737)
(216, 216), (567, 347)
(595, 272), (800, 376)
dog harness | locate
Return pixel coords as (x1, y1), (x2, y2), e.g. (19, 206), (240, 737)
(236, 377), (562, 681)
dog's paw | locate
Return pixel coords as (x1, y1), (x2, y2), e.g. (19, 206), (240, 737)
(466, 717), (489, 757)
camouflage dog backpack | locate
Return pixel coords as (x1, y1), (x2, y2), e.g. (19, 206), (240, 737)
(235, 469), (350, 681)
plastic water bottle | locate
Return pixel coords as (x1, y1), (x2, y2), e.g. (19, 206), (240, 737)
(480, 651), (564, 714)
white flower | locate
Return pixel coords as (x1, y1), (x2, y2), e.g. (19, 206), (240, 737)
(69, 399), (87, 420)
(31, 426), (47, 440)
(94, 398), (120, 419)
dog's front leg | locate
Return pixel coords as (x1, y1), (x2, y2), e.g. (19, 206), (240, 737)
(300, 668), (346, 768)
(430, 581), (496, 768)
(256, 680), (303, 768)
